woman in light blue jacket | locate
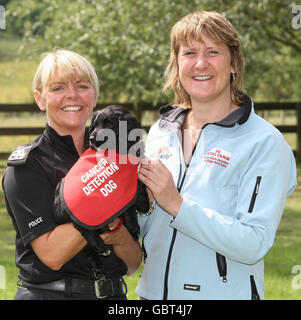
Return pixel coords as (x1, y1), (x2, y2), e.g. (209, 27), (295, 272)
(137, 10), (297, 300)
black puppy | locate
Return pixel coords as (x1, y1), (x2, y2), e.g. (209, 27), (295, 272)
(54, 105), (149, 256)
(88, 105), (149, 237)
(89, 105), (144, 160)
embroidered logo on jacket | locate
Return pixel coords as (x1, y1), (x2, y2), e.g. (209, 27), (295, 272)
(157, 146), (172, 159)
(203, 148), (232, 168)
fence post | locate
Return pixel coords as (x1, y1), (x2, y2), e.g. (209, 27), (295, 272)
(133, 102), (142, 122)
(297, 103), (301, 162)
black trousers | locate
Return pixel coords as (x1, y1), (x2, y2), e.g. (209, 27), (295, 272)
(15, 285), (127, 300)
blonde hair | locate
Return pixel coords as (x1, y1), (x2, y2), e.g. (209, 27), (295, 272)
(33, 49), (99, 100)
(163, 10), (245, 108)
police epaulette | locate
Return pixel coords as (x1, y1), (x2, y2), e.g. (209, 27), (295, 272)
(7, 142), (39, 166)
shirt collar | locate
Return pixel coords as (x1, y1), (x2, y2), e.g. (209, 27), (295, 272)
(159, 93), (253, 131)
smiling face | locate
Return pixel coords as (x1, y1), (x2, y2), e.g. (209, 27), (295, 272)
(33, 50), (99, 137)
(34, 72), (97, 136)
(178, 34), (235, 107)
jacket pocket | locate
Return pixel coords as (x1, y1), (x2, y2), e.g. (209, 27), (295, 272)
(250, 275), (260, 300)
(248, 176), (262, 213)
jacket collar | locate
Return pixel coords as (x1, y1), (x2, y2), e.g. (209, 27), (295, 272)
(43, 124), (90, 155)
(159, 94), (253, 132)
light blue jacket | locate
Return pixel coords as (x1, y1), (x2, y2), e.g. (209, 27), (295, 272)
(136, 95), (297, 300)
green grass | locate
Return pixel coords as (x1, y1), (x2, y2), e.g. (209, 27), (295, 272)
(0, 33), (38, 103)
(264, 211), (301, 299)
(0, 210), (18, 299)
(264, 165), (301, 299)
(0, 59), (38, 103)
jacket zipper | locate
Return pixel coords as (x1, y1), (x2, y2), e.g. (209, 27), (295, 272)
(248, 176), (262, 213)
(163, 228), (177, 300)
(250, 275), (260, 300)
(162, 132), (201, 300)
(216, 253), (227, 283)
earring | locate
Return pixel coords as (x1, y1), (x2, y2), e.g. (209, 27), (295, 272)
(231, 73), (236, 82)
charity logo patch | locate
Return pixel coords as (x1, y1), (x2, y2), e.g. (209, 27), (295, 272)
(157, 146), (172, 159)
(203, 148), (232, 168)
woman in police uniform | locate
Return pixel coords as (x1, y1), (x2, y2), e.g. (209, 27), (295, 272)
(2, 50), (142, 300)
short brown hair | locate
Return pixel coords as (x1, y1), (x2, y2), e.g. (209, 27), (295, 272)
(163, 10), (245, 108)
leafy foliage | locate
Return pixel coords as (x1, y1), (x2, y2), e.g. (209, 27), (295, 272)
(6, 0), (301, 103)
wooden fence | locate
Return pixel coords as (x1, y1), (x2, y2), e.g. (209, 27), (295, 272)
(0, 102), (300, 161)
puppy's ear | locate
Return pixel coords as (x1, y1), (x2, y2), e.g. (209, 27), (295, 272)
(89, 112), (100, 134)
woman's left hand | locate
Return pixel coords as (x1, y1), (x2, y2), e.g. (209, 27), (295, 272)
(138, 158), (183, 217)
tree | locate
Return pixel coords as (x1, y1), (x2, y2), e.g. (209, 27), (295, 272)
(0, 0), (11, 6)
(208, 0), (301, 101)
(6, 0), (301, 103)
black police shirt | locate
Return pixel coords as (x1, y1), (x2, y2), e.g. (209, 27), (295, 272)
(2, 124), (127, 284)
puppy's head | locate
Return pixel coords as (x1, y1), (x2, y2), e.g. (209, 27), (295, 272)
(89, 105), (145, 158)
